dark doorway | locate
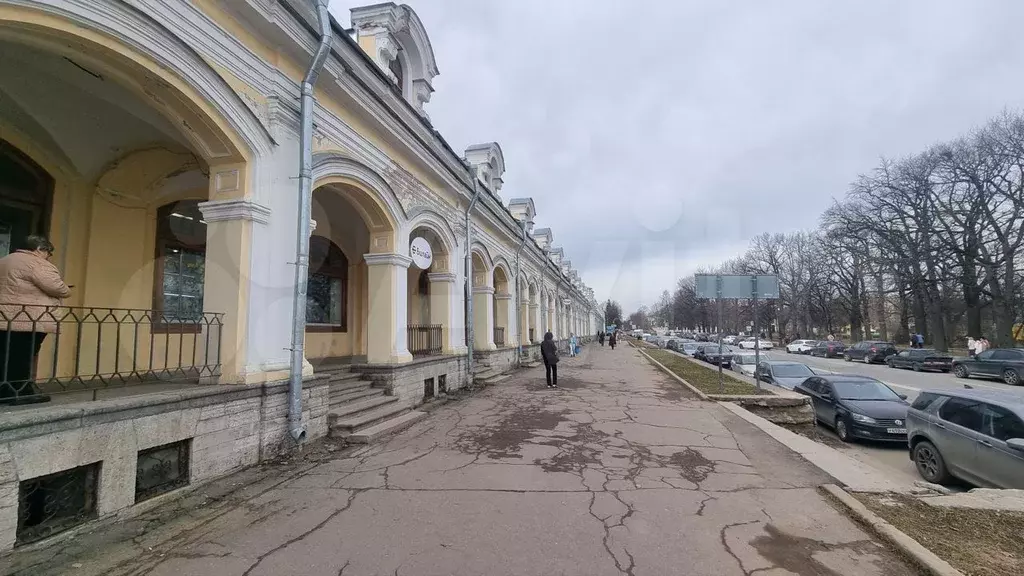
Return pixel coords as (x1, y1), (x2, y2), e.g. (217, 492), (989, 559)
(0, 139), (54, 256)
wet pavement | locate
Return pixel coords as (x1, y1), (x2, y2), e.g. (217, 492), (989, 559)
(4, 344), (919, 576)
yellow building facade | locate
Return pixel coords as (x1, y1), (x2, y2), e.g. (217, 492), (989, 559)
(0, 0), (599, 551)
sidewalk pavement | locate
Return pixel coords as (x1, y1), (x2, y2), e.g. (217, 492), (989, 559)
(4, 344), (917, 576)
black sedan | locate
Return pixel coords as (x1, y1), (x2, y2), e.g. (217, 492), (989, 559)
(951, 348), (1024, 386)
(794, 375), (909, 443)
(809, 341), (846, 358)
(886, 349), (952, 372)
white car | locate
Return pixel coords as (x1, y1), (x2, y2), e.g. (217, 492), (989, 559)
(722, 335), (738, 345)
(732, 352), (773, 376)
(785, 339), (817, 354)
(738, 338), (774, 350)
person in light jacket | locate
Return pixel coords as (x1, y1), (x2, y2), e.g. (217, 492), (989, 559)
(0, 236), (71, 404)
(568, 333), (577, 357)
(541, 331), (559, 388)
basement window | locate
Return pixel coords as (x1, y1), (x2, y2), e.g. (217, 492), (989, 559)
(17, 463), (100, 545)
(423, 377), (435, 400)
(438, 374), (447, 394)
(136, 440), (191, 502)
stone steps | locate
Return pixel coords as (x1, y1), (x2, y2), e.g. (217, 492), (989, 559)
(346, 410), (428, 444)
(329, 397), (415, 440)
(331, 394), (397, 418)
(477, 372), (511, 385)
(329, 386), (381, 407)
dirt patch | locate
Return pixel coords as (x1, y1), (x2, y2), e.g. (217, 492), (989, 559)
(856, 492), (1024, 576)
(669, 448), (715, 484)
(534, 422), (611, 473)
(781, 423), (848, 449)
(455, 403), (569, 459)
(645, 349), (772, 396)
(748, 524), (913, 576)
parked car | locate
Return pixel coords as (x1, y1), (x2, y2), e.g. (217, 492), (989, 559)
(732, 352), (773, 376)
(809, 341), (846, 358)
(843, 341), (897, 364)
(722, 335), (738, 345)
(907, 388), (1024, 488)
(738, 337), (774, 350)
(794, 375), (909, 443)
(951, 348), (1024, 386)
(679, 342), (701, 356)
(754, 361), (815, 389)
(786, 339), (817, 354)
(886, 349), (953, 373)
(696, 343), (734, 368)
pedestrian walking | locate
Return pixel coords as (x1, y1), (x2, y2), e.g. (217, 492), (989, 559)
(609, 330), (617, 350)
(598, 331), (605, 346)
(568, 333), (577, 357)
(541, 331), (559, 388)
(0, 235), (71, 405)
(967, 336), (977, 358)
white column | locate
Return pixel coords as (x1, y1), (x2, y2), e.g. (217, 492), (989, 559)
(364, 253), (413, 363)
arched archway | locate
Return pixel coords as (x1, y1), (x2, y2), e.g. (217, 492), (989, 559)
(306, 165), (408, 364)
(491, 262), (511, 347)
(470, 246), (495, 350)
(526, 279), (539, 344)
(405, 214), (456, 356)
(0, 5), (273, 384)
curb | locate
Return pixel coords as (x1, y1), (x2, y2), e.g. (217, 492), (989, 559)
(820, 485), (965, 576)
(636, 348), (710, 400)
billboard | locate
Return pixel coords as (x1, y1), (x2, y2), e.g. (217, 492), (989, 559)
(694, 274), (780, 300)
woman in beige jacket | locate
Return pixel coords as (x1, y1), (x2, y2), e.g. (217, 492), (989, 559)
(0, 235), (71, 404)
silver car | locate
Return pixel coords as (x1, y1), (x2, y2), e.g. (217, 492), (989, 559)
(907, 388), (1024, 488)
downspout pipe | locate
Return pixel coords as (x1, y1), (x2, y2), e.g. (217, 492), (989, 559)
(514, 219), (528, 367)
(464, 172), (482, 382)
(288, 0), (333, 443)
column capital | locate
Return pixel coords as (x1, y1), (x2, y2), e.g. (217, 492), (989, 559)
(530, 303), (539, 309)
(494, 293), (513, 301)
(364, 253), (413, 268)
(473, 286), (495, 295)
(428, 272), (457, 283)
(199, 199), (271, 225)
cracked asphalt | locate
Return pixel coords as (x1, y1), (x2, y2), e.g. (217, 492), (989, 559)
(3, 344), (920, 576)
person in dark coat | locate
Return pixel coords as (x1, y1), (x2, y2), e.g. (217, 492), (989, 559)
(540, 331), (559, 388)
(609, 331), (617, 350)
(598, 331), (605, 346)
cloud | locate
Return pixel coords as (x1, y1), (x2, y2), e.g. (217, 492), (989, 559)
(330, 0), (1024, 311)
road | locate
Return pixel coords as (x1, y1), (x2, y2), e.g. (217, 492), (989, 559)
(2, 344), (917, 576)
(785, 349), (1021, 401)
(778, 349), (1024, 488)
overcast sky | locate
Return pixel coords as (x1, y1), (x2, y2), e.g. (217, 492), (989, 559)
(329, 0), (1024, 312)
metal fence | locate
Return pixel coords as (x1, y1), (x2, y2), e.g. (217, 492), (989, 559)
(0, 305), (222, 405)
(407, 324), (442, 357)
(494, 326), (505, 347)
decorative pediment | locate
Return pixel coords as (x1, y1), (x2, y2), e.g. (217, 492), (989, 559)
(351, 3), (439, 117)
(464, 142), (505, 195)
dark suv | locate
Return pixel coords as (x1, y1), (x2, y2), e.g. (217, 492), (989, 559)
(951, 348), (1024, 386)
(844, 341), (897, 364)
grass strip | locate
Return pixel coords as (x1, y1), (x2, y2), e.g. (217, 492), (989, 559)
(645, 349), (771, 396)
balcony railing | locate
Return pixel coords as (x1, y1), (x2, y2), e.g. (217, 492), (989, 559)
(407, 324), (442, 357)
(0, 304), (222, 405)
(494, 326), (505, 347)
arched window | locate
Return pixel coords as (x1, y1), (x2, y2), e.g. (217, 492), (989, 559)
(0, 139), (53, 257)
(389, 51), (405, 94)
(153, 200), (206, 328)
(306, 235), (348, 331)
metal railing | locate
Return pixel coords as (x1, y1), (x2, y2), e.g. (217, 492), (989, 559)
(407, 324), (443, 357)
(494, 326), (505, 347)
(0, 304), (222, 405)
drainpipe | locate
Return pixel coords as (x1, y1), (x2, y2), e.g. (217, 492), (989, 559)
(288, 0), (333, 443)
(464, 172), (482, 382)
(513, 219), (528, 367)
